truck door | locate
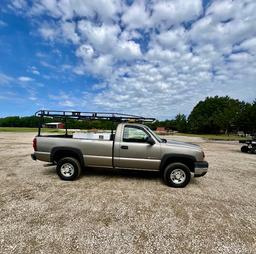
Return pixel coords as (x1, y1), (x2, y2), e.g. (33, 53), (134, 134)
(115, 125), (160, 170)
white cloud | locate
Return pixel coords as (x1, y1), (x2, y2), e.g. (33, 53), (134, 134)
(89, 54), (113, 76)
(39, 0), (62, 17)
(76, 44), (94, 60)
(78, 21), (120, 53)
(75, 44), (113, 76)
(8, 0), (256, 118)
(235, 37), (256, 53)
(76, 20), (142, 72)
(0, 73), (14, 85)
(61, 22), (80, 44)
(18, 76), (34, 82)
(48, 91), (80, 108)
(28, 66), (40, 75)
(122, 0), (150, 29)
(229, 52), (251, 62)
(151, 0), (202, 28)
(154, 26), (188, 52)
(28, 96), (37, 101)
(190, 0), (256, 51)
(206, 0), (235, 22)
(115, 40), (142, 60)
(39, 24), (58, 41)
(0, 72), (40, 104)
(29, 0), (121, 21)
(9, 0), (28, 10)
(60, 100), (75, 107)
(1, 73), (35, 85)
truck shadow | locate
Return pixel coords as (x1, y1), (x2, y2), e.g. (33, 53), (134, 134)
(42, 165), (202, 185)
(42, 165), (160, 181)
(82, 169), (202, 186)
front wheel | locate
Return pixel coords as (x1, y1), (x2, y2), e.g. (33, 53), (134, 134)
(56, 157), (81, 181)
(163, 163), (191, 188)
(241, 145), (249, 153)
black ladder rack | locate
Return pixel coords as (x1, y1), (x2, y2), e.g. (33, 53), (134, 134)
(35, 110), (155, 136)
(35, 110), (155, 122)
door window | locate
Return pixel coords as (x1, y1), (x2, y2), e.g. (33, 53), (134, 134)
(123, 126), (149, 143)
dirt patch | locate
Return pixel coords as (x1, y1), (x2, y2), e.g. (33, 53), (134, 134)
(0, 132), (255, 253)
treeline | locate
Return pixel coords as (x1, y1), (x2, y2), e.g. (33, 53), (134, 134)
(0, 116), (116, 130)
(0, 116), (41, 128)
(0, 96), (255, 134)
(187, 96), (256, 134)
(148, 96), (256, 134)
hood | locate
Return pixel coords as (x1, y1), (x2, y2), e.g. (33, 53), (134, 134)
(163, 140), (202, 151)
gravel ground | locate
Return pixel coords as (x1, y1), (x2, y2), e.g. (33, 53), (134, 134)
(0, 133), (255, 254)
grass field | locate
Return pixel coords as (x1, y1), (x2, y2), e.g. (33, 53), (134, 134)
(0, 127), (64, 133)
(174, 133), (247, 141)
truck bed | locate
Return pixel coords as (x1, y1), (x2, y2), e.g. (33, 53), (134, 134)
(35, 134), (114, 167)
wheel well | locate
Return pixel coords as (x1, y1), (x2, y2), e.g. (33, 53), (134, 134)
(161, 157), (195, 172)
(52, 149), (83, 166)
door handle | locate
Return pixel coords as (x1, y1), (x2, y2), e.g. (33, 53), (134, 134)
(121, 145), (128, 149)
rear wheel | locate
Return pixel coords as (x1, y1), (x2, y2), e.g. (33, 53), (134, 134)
(163, 162), (191, 188)
(241, 145), (249, 153)
(56, 157), (81, 181)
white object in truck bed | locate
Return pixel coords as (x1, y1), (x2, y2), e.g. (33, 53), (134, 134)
(73, 132), (111, 140)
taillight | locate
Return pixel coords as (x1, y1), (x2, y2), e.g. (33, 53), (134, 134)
(33, 138), (37, 151)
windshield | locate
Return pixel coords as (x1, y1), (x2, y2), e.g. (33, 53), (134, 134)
(145, 126), (164, 143)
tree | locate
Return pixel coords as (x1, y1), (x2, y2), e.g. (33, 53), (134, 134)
(174, 114), (187, 132)
(188, 96), (243, 134)
(236, 100), (256, 134)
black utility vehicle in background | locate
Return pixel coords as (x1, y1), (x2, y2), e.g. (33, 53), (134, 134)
(240, 135), (256, 153)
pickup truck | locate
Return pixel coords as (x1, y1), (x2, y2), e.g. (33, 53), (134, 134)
(31, 122), (208, 188)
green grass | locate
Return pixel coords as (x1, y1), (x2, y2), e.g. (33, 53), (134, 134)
(0, 127), (65, 133)
(175, 133), (247, 141)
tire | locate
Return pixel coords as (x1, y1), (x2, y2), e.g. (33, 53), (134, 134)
(56, 157), (81, 181)
(163, 162), (191, 188)
(241, 145), (249, 153)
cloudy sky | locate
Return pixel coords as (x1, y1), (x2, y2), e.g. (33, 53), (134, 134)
(0, 0), (255, 119)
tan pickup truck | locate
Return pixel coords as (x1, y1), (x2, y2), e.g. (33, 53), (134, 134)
(31, 111), (208, 188)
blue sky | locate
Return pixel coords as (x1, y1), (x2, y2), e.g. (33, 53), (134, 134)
(0, 0), (255, 119)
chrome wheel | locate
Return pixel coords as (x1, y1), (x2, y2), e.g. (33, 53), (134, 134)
(170, 168), (186, 184)
(60, 163), (75, 177)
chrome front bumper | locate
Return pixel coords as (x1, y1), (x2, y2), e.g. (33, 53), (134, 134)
(194, 161), (208, 177)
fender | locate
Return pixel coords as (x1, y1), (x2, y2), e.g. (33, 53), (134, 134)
(159, 153), (196, 171)
(50, 147), (85, 167)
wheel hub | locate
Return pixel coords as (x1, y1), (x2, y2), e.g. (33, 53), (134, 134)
(175, 172), (181, 179)
(170, 169), (186, 184)
(60, 163), (75, 177)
